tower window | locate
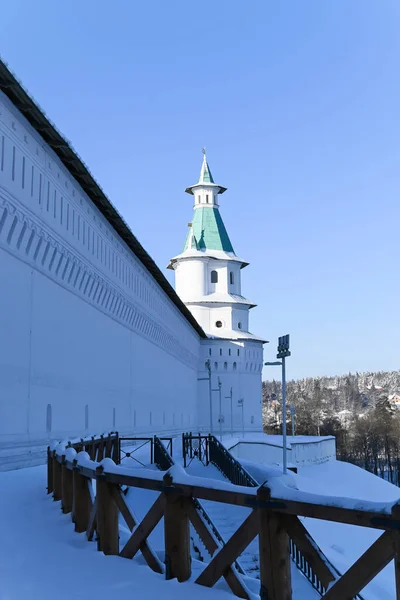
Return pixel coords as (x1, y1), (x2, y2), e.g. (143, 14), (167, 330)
(197, 195), (201, 204)
(238, 322), (242, 329)
(228, 349), (231, 356)
(216, 321), (223, 328)
(209, 348), (212, 356)
(230, 272), (234, 285)
(220, 348), (222, 355)
(211, 270), (218, 283)
(233, 362), (237, 370)
(237, 349), (240, 356)
(206, 194), (209, 203)
(214, 362), (218, 370)
(224, 362), (228, 370)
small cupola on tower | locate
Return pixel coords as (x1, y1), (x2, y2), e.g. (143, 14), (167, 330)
(185, 148), (227, 210)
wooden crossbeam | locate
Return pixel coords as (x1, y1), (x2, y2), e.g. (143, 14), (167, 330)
(322, 531), (393, 599)
(282, 514), (336, 589)
(185, 499), (250, 599)
(110, 486), (163, 574)
(195, 509), (258, 597)
(119, 493), (165, 560)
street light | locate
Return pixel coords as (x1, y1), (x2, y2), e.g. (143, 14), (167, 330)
(265, 334), (291, 474)
(225, 387), (233, 437)
(237, 398), (245, 438)
(198, 360), (213, 434)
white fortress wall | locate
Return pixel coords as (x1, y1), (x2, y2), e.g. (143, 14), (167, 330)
(0, 89), (201, 468)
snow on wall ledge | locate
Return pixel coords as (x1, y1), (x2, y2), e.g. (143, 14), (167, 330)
(228, 435), (336, 467)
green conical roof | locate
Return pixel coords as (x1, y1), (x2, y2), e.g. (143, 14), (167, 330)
(199, 156), (214, 184)
(183, 207), (235, 253)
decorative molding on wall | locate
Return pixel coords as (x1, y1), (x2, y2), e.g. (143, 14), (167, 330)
(0, 95), (199, 352)
(0, 186), (198, 369)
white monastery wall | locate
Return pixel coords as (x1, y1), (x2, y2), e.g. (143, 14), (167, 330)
(229, 437), (336, 467)
(0, 90), (200, 469)
(197, 340), (263, 432)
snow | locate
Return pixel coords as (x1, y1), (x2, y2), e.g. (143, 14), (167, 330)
(5, 439), (400, 600)
(0, 466), (239, 600)
(224, 433), (334, 451)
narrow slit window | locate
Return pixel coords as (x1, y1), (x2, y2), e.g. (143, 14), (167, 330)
(230, 271), (234, 285)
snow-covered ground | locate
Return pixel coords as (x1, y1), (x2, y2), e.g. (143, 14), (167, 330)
(2, 437), (399, 600)
(0, 466), (234, 600)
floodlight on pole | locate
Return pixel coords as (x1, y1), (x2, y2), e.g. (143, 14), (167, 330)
(264, 334), (291, 475)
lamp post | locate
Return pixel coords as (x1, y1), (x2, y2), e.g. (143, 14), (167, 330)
(290, 404), (296, 437)
(238, 398), (244, 438)
(198, 359), (213, 434)
(265, 334), (291, 474)
(225, 387), (233, 437)
(217, 377), (223, 441)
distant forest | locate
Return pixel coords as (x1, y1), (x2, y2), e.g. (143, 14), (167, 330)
(262, 370), (400, 482)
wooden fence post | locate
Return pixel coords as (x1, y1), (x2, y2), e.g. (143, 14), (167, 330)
(61, 459), (73, 514)
(47, 447), (53, 494)
(96, 467), (119, 555)
(53, 452), (62, 501)
(163, 473), (191, 582)
(257, 486), (292, 600)
(73, 464), (92, 533)
(392, 503), (400, 599)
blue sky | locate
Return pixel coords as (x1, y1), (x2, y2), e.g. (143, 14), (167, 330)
(2, 1), (400, 380)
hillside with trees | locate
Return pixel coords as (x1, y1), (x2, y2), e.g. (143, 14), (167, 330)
(262, 370), (400, 483)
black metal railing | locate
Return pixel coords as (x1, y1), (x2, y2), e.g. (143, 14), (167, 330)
(118, 437), (154, 466)
(208, 435), (258, 487)
(182, 433), (210, 467)
(153, 436), (174, 471)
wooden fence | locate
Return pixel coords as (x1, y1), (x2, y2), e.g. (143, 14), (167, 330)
(47, 434), (400, 600)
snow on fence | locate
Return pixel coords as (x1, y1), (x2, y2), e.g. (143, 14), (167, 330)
(47, 433), (400, 600)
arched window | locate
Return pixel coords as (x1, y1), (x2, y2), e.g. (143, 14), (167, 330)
(230, 271), (234, 285)
(224, 362), (228, 370)
(214, 362), (218, 370)
(238, 322), (242, 330)
(211, 270), (218, 283)
(233, 362), (237, 370)
(46, 404), (52, 433)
